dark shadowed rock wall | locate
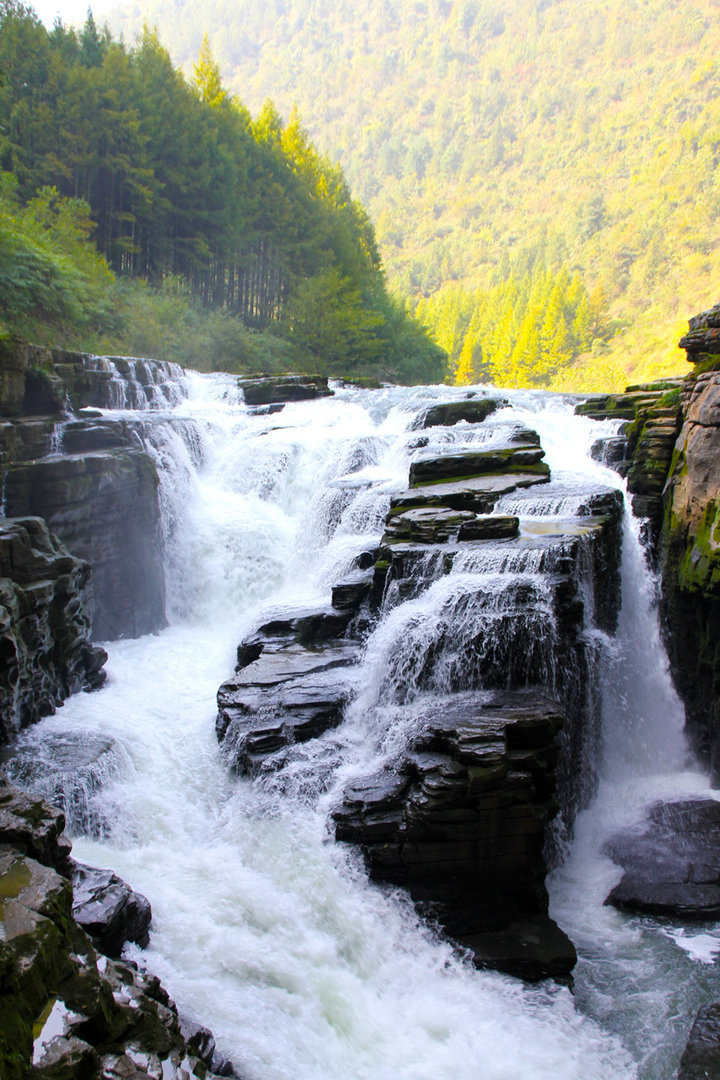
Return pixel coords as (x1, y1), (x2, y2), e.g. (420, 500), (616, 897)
(0, 517), (106, 744)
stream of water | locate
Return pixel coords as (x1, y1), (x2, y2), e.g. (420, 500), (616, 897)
(11, 373), (720, 1079)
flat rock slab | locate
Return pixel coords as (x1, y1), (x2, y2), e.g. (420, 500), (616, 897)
(409, 445), (549, 487)
(227, 642), (359, 690)
(383, 506), (477, 544)
(239, 374), (333, 405)
(604, 798), (720, 919)
(392, 471), (551, 514)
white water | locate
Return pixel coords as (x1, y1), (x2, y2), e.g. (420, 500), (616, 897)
(14, 375), (720, 1079)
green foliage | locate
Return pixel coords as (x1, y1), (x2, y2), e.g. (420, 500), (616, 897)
(108, 0), (720, 388)
(0, 172), (114, 338)
(282, 269), (385, 370)
(0, 2), (442, 382)
(416, 245), (600, 387)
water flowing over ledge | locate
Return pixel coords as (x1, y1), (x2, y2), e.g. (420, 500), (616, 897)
(7, 372), (720, 1080)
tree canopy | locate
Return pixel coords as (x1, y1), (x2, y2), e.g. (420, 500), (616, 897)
(0, 2), (444, 382)
(109, 0), (720, 388)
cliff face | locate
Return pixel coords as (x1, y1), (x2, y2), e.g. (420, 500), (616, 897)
(661, 353), (720, 772)
(0, 340), (176, 640)
(579, 304), (720, 776)
(0, 517), (106, 744)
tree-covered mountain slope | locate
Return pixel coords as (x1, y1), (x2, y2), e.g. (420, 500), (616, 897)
(0, 3), (443, 381)
(109, 0), (720, 388)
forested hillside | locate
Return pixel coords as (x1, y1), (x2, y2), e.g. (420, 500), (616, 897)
(109, 0), (720, 388)
(0, 3), (443, 381)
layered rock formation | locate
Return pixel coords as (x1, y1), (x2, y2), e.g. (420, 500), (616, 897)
(217, 416), (624, 981)
(333, 691), (576, 981)
(0, 517), (106, 743)
(1, 340), (177, 639)
(661, 367), (720, 773)
(578, 381), (684, 545)
(238, 373), (333, 407)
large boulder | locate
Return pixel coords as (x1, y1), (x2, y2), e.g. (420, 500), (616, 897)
(604, 798), (720, 919)
(417, 398), (502, 429)
(604, 799), (720, 915)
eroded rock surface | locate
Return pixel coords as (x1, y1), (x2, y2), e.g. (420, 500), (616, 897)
(0, 517), (106, 742)
(661, 368), (720, 773)
(216, 604), (362, 775)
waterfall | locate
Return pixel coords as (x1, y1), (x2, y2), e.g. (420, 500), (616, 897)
(8, 373), (720, 1080)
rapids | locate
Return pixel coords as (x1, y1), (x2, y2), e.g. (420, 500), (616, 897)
(11, 373), (720, 1079)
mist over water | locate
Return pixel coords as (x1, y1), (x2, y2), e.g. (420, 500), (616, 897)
(16, 375), (720, 1079)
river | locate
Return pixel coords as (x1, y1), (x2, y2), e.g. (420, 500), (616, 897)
(10, 372), (720, 1079)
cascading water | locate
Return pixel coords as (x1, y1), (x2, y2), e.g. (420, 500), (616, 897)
(9, 373), (720, 1079)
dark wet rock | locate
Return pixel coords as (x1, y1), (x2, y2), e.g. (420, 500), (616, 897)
(457, 515), (519, 541)
(590, 434), (630, 473)
(3, 450), (166, 640)
(0, 775), (72, 876)
(0, 517), (107, 741)
(383, 506), (477, 544)
(1, 731), (123, 838)
(0, 784), (223, 1080)
(239, 374), (333, 405)
(604, 798), (720, 919)
(459, 915), (577, 983)
(0, 417), (58, 464)
(418, 398), (502, 429)
(180, 1019), (240, 1077)
(331, 571), (374, 613)
(248, 402), (286, 416)
(217, 641), (360, 774)
(384, 506), (518, 548)
(218, 604), (362, 774)
(409, 443), (549, 487)
(72, 863), (152, 958)
(679, 1002), (720, 1080)
(333, 690), (575, 981)
(392, 471), (550, 514)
